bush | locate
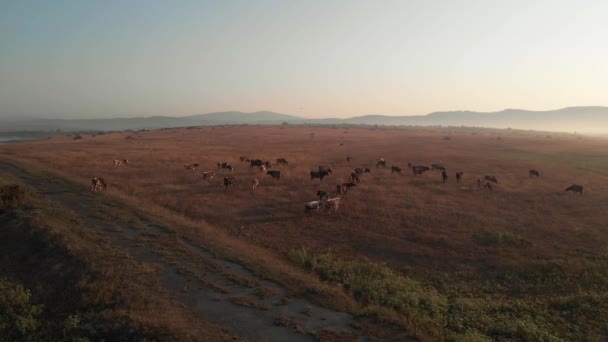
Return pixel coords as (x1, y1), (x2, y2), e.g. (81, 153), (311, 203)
(0, 279), (43, 339)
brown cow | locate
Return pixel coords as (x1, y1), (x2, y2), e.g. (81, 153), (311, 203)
(441, 171), (448, 183)
(391, 166), (402, 174)
(113, 159), (129, 166)
(324, 197), (341, 214)
(252, 177), (259, 191)
(223, 177), (236, 189)
(455, 171), (463, 183)
(184, 163), (199, 171)
(529, 169), (540, 177)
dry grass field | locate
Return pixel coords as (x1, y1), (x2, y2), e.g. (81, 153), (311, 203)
(2, 125), (608, 340)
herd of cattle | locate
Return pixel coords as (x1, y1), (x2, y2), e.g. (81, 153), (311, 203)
(90, 156), (585, 214)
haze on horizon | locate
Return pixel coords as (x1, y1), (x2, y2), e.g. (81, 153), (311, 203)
(1, 0), (607, 121)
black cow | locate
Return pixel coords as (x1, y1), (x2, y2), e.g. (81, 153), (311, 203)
(412, 166), (430, 175)
(529, 169), (540, 177)
(484, 176), (498, 184)
(264, 161), (272, 168)
(350, 172), (360, 183)
(565, 184), (583, 196)
(431, 164), (446, 171)
(266, 170), (281, 180)
(223, 177), (236, 189)
(250, 159), (263, 167)
(311, 170), (330, 181)
(318, 166), (333, 174)
(455, 171), (464, 183)
(355, 168), (371, 175)
(317, 190), (330, 201)
(441, 171), (448, 183)
(217, 162), (233, 171)
(391, 166), (402, 174)
(276, 158), (288, 165)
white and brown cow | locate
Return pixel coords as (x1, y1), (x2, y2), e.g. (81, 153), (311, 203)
(90, 177), (107, 192)
(113, 159), (129, 166)
(202, 171), (216, 182)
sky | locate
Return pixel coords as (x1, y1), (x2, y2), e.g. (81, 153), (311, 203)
(1, 0), (607, 119)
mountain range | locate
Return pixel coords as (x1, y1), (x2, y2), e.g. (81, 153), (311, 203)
(1, 107), (607, 133)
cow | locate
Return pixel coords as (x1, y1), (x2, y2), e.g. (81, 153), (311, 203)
(529, 169), (540, 177)
(484, 176), (498, 184)
(336, 182), (356, 195)
(217, 162), (233, 172)
(259, 165), (267, 173)
(252, 177), (259, 191)
(310, 170), (330, 181)
(239, 156), (250, 162)
(276, 158), (288, 165)
(441, 171), (448, 183)
(354, 168), (371, 175)
(250, 159), (263, 168)
(90, 177), (107, 192)
(346, 156), (352, 163)
(412, 166), (430, 175)
(304, 200), (323, 214)
(113, 159), (129, 166)
(266, 170), (281, 180)
(318, 166), (333, 174)
(264, 161), (272, 168)
(455, 171), (463, 183)
(376, 158), (386, 168)
(350, 172), (360, 183)
(325, 197), (341, 214)
(202, 171), (216, 182)
(565, 184), (583, 196)
(485, 182), (493, 191)
(317, 190), (330, 201)
(391, 166), (402, 174)
(477, 178), (483, 189)
(223, 177), (236, 189)
(184, 163), (199, 171)
(431, 164), (446, 171)
(407, 162), (413, 169)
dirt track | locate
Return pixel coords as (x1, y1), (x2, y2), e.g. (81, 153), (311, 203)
(0, 160), (363, 341)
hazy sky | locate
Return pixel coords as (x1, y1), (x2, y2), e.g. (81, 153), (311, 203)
(1, 0), (607, 119)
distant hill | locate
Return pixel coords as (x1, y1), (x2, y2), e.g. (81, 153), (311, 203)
(1, 107), (607, 133)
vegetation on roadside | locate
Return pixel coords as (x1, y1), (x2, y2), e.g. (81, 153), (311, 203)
(287, 248), (608, 341)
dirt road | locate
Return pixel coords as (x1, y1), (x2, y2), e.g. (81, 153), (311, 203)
(0, 160), (363, 341)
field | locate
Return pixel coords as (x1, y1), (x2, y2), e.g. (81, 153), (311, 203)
(1, 125), (608, 340)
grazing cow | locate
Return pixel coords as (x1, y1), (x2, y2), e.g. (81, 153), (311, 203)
(223, 177), (236, 189)
(264, 161), (272, 168)
(355, 168), (371, 175)
(391, 166), (402, 174)
(565, 184), (583, 196)
(325, 197), (341, 214)
(376, 158), (386, 168)
(276, 158), (288, 165)
(113, 159), (129, 166)
(529, 169), (540, 177)
(266, 170), (281, 180)
(252, 177), (259, 191)
(485, 182), (493, 191)
(455, 171), (463, 183)
(346, 156), (352, 163)
(337, 182), (356, 195)
(317, 190), (330, 201)
(350, 172), (360, 183)
(310, 170), (330, 181)
(484, 176), (498, 184)
(304, 200), (323, 214)
(318, 166), (333, 174)
(217, 162), (233, 172)
(442, 171), (448, 183)
(259, 165), (267, 173)
(184, 163), (199, 171)
(431, 164), (446, 171)
(90, 177), (107, 192)
(240, 156), (250, 162)
(250, 159), (263, 168)
(412, 166), (430, 176)
(202, 171), (216, 182)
